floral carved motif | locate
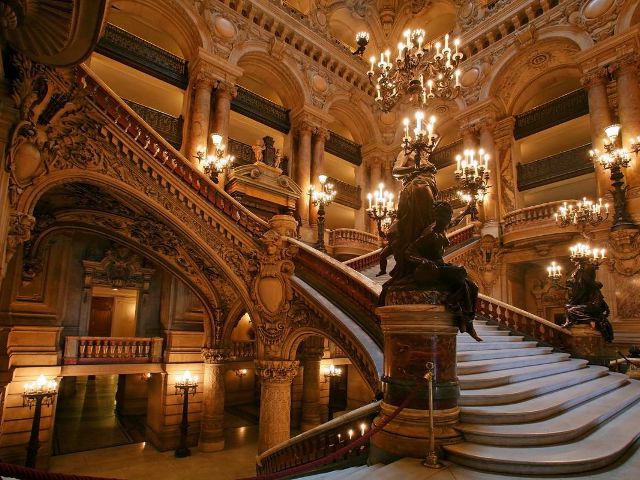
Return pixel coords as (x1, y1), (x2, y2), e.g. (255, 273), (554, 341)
(255, 359), (299, 383)
(608, 228), (640, 276)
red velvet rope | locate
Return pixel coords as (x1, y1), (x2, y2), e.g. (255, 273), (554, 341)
(239, 385), (421, 480)
(0, 463), (120, 480)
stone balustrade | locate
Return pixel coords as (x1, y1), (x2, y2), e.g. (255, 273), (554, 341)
(256, 401), (380, 476)
(503, 200), (581, 244)
(228, 341), (256, 360)
(63, 336), (163, 364)
(123, 99), (183, 149)
(329, 228), (379, 260)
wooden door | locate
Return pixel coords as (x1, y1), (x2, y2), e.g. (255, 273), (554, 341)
(89, 297), (114, 336)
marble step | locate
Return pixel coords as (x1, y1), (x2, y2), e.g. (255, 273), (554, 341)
(457, 334), (523, 343)
(457, 381), (640, 446)
(465, 330), (511, 338)
(340, 464), (383, 480)
(456, 340), (537, 351)
(457, 352), (571, 375)
(472, 325), (501, 331)
(352, 458), (439, 480)
(460, 373), (629, 424)
(458, 358), (588, 390)
(457, 346), (552, 362)
(459, 366), (609, 406)
(301, 466), (362, 479)
(445, 396), (640, 475)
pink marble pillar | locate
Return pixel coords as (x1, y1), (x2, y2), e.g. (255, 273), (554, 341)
(615, 55), (640, 186)
(295, 122), (313, 227)
(187, 73), (214, 164)
(309, 127), (328, 226)
(479, 123), (499, 222)
(581, 71), (614, 197)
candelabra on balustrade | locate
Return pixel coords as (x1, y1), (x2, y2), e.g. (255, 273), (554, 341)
(309, 175), (336, 253)
(400, 112), (440, 170)
(23, 375), (58, 468)
(174, 371), (198, 458)
(454, 149), (490, 221)
(367, 183), (397, 238)
(589, 124), (640, 230)
(367, 29), (463, 112)
(195, 133), (235, 184)
(555, 197), (609, 239)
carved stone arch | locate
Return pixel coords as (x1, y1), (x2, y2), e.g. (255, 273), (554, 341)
(616, 0), (640, 33)
(220, 298), (256, 346)
(13, 172), (261, 330)
(231, 48), (309, 110)
(482, 36), (587, 115)
(111, 0), (213, 58)
(325, 96), (381, 145)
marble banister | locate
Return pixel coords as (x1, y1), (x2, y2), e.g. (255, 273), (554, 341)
(63, 336), (163, 364)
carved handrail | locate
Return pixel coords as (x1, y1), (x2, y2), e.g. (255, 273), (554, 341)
(515, 89), (589, 139)
(476, 294), (572, 350)
(77, 64), (269, 238)
(229, 341), (256, 359)
(503, 199), (578, 232)
(232, 86), (291, 133)
(431, 139), (463, 169)
(257, 401), (380, 475)
(96, 23), (188, 88)
(326, 176), (361, 209)
(123, 99), (183, 149)
(329, 229), (379, 248)
(63, 336), (163, 364)
(517, 144), (594, 191)
(344, 223), (479, 272)
(325, 132), (362, 165)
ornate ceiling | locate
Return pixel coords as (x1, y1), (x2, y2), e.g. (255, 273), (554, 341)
(287, 0), (457, 53)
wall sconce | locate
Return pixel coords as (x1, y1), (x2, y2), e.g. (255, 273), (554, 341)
(235, 369), (248, 378)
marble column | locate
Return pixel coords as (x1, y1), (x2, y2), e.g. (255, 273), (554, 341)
(354, 164), (367, 231)
(256, 359), (299, 453)
(199, 348), (226, 452)
(581, 70), (613, 197)
(210, 82), (237, 144)
(309, 127), (328, 226)
(187, 72), (215, 164)
(615, 54), (640, 185)
(294, 122), (313, 227)
(479, 123), (499, 223)
(460, 124), (478, 150)
(300, 338), (325, 432)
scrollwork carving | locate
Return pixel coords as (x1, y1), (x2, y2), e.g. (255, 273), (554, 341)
(255, 359), (299, 383)
(608, 228), (640, 276)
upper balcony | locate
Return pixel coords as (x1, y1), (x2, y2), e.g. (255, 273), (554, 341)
(503, 200), (582, 245)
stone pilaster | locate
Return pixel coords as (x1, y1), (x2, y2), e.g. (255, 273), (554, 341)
(581, 69), (614, 197)
(198, 348), (227, 452)
(370, 304), (461, 462)
(479, 121), (498, 225)
(493, 117), (518, 216)
(256, 359), (299, 453)
(612, 54), (640, 187)
(294, 121), (313, 230)
(300, 338), (325, 432)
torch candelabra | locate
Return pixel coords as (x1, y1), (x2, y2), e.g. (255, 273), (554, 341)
(366, 183), (396, 237)
(454, 149), (490, 221)
(174, 371), (198, 458)
(367, 30), (463, 112)
(589, 124), (640, 230)
(352, 31), (369, 56)
(23, 375), (58, 468)
(309, 175), (336, 252)
(195, 133), (235, 184)
(401, 112), (440, 168)
(555, 197), (609, 238)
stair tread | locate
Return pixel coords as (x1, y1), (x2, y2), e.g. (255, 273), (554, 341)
(457, 347), (553, 361)
(458, 352), (570, 374)
(457, 341), (538, 351)
(340, 464), (383, 480)
(445, 395), (640, 468)
(457, 381), (640, 441)
(359, 458), (439, 479)
(460, 366), (610, 406)
(461, 373), (629, 418)
(457, 335), (523, 343)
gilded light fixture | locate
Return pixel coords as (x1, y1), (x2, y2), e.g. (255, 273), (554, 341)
(454, 149), (490, 221)
(196, 133), (235, 184)
(309, 175), (336, 252)
(366, 183), (396, 237)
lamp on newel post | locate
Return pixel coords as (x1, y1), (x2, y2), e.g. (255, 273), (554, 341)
(589, 124), (640, 230)
(174, 371), (198, 458)
(195, 133), (235, 184)
(454, 149), (490, 221)
(366, 183), (397, 237)
(23, 375), (58, 468)
(309, 175), (336, 252)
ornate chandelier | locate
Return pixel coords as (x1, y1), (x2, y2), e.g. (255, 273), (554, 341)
(569, 242), (606, 265)
(368, 30), (463, 112)
(196, 133), (235, 183)
(454, 149), (490, 221)
(366, 183), (396, 237)
(555, 198), (608, 235)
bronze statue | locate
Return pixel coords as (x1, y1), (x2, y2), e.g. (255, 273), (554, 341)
(562, 261), (613, 342)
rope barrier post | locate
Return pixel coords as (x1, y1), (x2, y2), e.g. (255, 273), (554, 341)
(422, 362), (443, 469)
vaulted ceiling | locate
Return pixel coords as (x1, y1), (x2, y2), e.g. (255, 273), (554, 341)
(288, 0), (458, 53)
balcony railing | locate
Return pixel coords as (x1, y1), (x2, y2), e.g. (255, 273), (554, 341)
(231, 86), (291, 133)
(437, 185), (465, 209)
(514, 89), (589, 139)
(431, 139), (463, 170)
(503, 200), (578, 233)
(329, 228), (379, 260)
(96, 23), (188, 89)
(517, 143), (593, 191)
(63, 336), (163, 364)
(229, 341), (255, 360)
(228, 137), (290, 174)
(124, 99), (183, 149)
(327, 176), (361, 209)
(325, 132), (362, 166)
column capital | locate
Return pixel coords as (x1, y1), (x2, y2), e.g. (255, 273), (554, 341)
(202, 348), (228, 364)
(608, 52), (640, 76)
(255, 359), (299, 383)
(193, 70), (217, 90)
(312, 126), (330, 141)
(190, 47), (243, 87)
(215, 81), (238, 100)
(580, 67), (609, 89)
